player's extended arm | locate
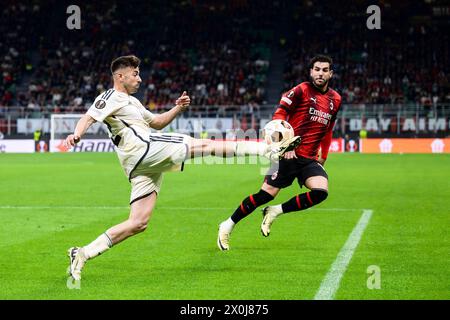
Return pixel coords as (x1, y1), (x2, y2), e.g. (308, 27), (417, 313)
(318, 121), (335, 165)
(150, 91), (190, 130)
(64, 114), (97, 147)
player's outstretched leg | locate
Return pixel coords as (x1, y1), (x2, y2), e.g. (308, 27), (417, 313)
(218, 188), (277, 251)
(186, 136), (301, 161)
(261, 188), (328, 237)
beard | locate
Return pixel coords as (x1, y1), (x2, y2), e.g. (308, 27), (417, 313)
(310, 76), (329, 89)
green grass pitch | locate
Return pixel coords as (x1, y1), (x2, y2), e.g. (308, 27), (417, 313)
(0, 152), (449, 299)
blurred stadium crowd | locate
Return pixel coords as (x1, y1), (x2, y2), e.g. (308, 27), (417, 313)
(0, 0), (449, 116)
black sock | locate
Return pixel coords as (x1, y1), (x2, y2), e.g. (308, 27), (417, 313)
(281, 189), (328, 213)
(231, 190), (274, 223)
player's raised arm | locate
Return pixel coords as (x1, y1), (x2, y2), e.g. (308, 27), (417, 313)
(149, 91), (190, 130)
(64, 114), (97, 148)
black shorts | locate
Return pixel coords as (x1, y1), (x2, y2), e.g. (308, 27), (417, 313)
(265, 156), (328, 189)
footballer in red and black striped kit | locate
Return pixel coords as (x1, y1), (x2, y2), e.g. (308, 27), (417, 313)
(274, 74), (341, 161)
(218, 55), (341, 251)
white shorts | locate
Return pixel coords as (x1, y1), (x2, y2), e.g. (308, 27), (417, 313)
(130, 133), (190, 204)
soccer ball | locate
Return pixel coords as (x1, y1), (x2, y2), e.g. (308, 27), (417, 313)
(263, 120), (294, 145)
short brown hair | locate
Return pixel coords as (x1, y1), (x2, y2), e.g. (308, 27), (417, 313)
(309, 55), (333, 69)
(110, 55), (141, 74)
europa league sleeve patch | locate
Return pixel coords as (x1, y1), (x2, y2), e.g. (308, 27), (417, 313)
(95, 100), (106, 109)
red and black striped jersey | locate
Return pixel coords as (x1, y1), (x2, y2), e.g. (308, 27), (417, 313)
(273, 81), (342, 159)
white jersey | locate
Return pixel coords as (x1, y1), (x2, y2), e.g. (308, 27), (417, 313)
(87, 89), (155, 179)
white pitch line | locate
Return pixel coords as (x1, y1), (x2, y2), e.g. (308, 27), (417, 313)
(314, 209), (373, 300)
(0, 205), (361, 212)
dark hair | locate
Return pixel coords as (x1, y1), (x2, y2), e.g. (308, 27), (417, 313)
(110, 55), (141, 74)
(309, 55), (333, 69)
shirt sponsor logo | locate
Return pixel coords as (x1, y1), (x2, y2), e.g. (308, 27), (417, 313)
(309, 107), (332, 125)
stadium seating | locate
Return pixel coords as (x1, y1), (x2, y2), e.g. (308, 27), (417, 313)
(1, 1), (277, 113)
(0, 0), (448, 121)
(282, 1), (449, 105)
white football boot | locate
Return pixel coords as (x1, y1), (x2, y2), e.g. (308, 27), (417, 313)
(261, 206), (281, 237)
(266, 136), (301, 161)
(217, 223), (231, 251)
(67, 247), (87, 281)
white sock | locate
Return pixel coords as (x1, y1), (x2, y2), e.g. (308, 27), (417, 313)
(271, 204), (283, 216)
(235, 141), (267, 156)
(220, 218), (235, 233)
(83, 233), (113, 260)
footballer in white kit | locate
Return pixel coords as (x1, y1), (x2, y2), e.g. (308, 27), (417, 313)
(87, 88), (189, 204)
(64, 55), (300, 283)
